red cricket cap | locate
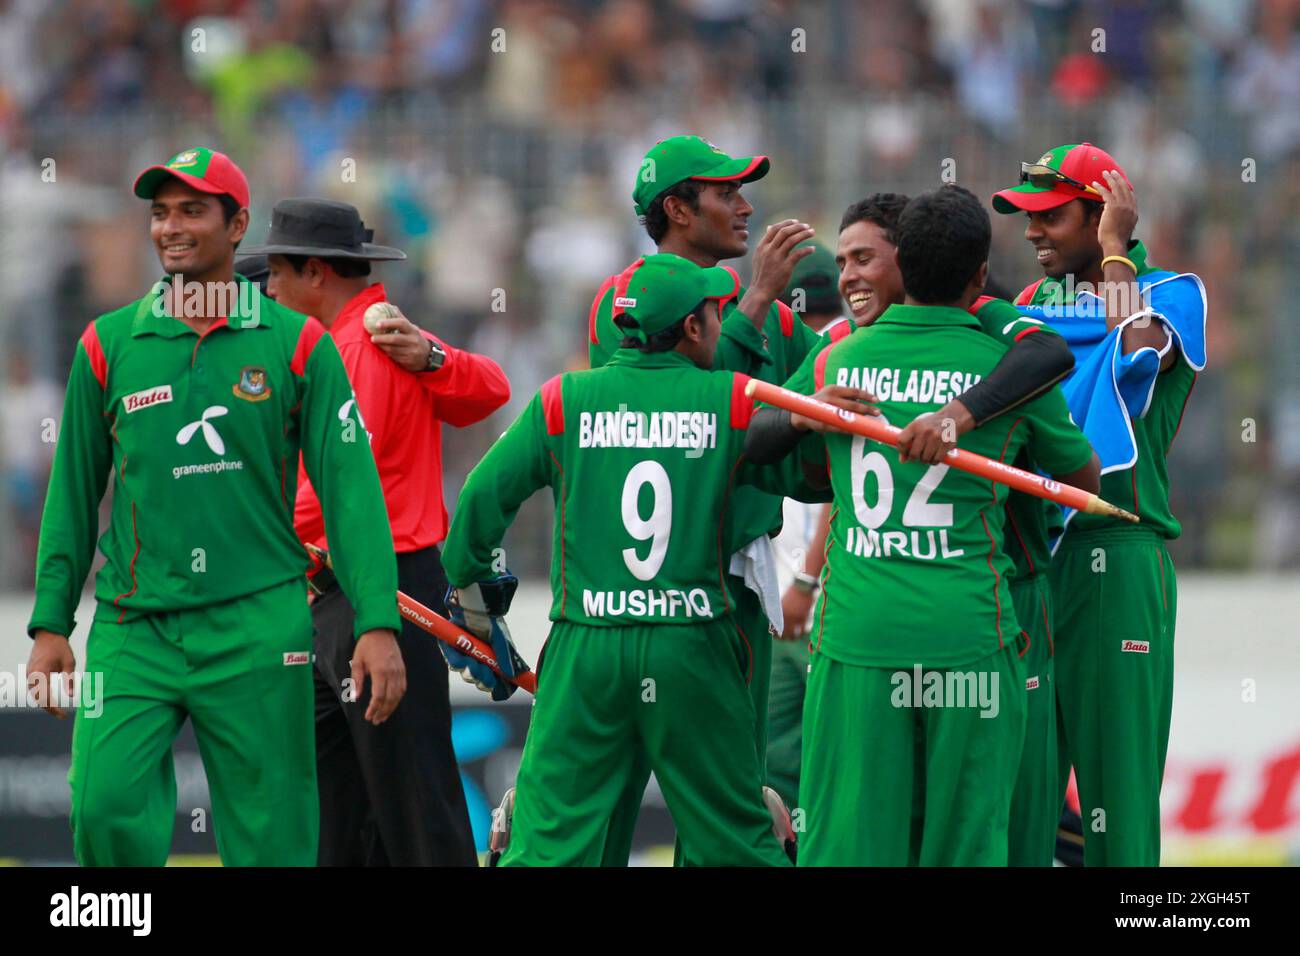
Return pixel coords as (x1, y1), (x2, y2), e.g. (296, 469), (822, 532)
(133, 147), (250, 209)
(992, 142), (1131, 214)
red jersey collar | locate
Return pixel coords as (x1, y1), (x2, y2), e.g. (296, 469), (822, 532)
(332, 282), (388, 334)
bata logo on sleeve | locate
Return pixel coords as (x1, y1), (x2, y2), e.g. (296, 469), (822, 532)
(283, 652), (310, 665)
(1026, 675), (1040, 690)
(123, 384), (173, 414)
(614, 296), (637, 309)
(1121, 639), (1151, 654)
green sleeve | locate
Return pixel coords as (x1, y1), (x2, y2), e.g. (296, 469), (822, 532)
(299, 331), (401, 638)
(777, 333), (829, 398)
(28, 343), (112, 638)
(972, 296), (1060, 348)
(443, 390), (553, 587)
(1020, 386), (1096, 476)
(714, 305), (771, 374)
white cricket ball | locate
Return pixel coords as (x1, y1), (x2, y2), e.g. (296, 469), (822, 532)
(363, 301), (403, 335)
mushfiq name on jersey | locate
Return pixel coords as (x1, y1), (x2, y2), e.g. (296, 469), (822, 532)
(845, 526), (964, 560)
(578, 411), (717, 451)
(583, 588), (713, 619)
(836, 366), (982, 405)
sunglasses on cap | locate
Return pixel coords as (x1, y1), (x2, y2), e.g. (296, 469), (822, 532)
(1019, 162), (1103, 198)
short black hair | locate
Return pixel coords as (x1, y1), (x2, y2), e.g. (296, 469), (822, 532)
(643, 180), (704, 243)
(895, 185), (990, 304)
(614, 299), (707, 353)
(839, 193), (910, 245)
(281, 254), (372, 279)
(217, 193), (244, 249)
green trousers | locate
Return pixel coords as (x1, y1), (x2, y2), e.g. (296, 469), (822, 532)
(69, 577), (317, 866)
(1049, 527), (1176, 867)
(597, 578), (771, 865)
(1008, 574), (1057, 867)
(800, 644), (1025, 866)
(501, 615), (787, 867)
(765, 637), (808, 809)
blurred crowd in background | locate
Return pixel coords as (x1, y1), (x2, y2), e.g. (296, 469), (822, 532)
(0, 0), (1297, 585)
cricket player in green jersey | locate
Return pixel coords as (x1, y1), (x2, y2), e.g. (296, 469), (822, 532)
(24, 147), (403, 867)
(586, 135), (824, 863)
(754, 192), (1081, 864)
(751, 186), (1100, 866)
(993, 143), (1202, 866)
(443, 254), (823, 866)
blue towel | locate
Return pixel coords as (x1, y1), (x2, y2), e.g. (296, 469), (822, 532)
(1015, 270), (1207, 542)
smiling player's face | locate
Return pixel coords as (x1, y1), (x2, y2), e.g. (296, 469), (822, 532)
(836, 220), (904, 327)
(1023, 199), (1103, 279)
(150, 179), (245, 281)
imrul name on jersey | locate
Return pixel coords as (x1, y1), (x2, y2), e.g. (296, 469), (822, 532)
(578, 410), (717, 450)
(845, 526), (965, 560)
(836, 366), (982, 405)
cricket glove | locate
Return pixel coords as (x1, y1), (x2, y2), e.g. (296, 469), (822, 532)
(444, 573), (526, 702)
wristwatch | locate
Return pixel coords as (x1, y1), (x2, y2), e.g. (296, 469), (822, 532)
(792, 570), (820, 594)
(423, 339), (446, 372)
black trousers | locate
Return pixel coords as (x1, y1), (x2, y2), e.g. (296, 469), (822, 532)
(312, 545), (477, 866)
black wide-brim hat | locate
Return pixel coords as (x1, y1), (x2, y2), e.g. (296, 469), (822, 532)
(241, 197), (406, 261)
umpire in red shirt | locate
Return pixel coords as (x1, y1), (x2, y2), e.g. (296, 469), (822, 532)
(245, 199), (510, 865)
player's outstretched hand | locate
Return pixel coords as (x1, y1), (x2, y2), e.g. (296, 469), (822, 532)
(791, 385), (879, 432)
(897, 399), (974, 464)
(369, 306), (433, 373)
(352, 628), (407, 725)
(749, 219), (816, 302)
(26, 631), (77, 719)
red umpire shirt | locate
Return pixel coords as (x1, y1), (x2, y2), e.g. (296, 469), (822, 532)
(295, 283), (510, 554)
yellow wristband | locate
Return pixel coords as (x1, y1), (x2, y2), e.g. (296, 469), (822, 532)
(1101, 254), (1137, 274)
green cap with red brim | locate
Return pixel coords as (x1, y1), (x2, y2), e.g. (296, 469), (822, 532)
(611, 253), (740, 342)
(133, 147), (251, 209)
(632, 135), (769, 217)
(992, 142), (1130, 214)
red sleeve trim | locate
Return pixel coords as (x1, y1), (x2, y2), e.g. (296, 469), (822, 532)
(968, 294), (996, 316)
(588, 276), (617, 345)
(541, 375), (565, 435)
(814, 343), (833, 390)
(776, 300), (794, 337)
(290, 317), (327, 377)
(827, 321), (852, 343)
(730, 374), (754, 429)
(80, 323), (107, 389)
(1013, 325), (1041, 341)
(1014, 279), (1045, 306)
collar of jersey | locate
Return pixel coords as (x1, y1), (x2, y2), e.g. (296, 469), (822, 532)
(1033, 238), (1153, 303)
(330, 282), (388, 336)
(132, 274), (269, 337)
(873, 303), (982, 330)
(603, 347), (701, 370)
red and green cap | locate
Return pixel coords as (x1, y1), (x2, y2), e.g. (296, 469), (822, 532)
(992, 142), (1130, 214)
(611, 253), (740, 342)
(133, 147), (250, 209)
(632, 135), (769, 217)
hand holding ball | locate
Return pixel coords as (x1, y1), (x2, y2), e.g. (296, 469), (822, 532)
(364, 302), (405, 335)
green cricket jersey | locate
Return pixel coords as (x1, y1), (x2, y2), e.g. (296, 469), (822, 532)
(442, 348), (812, 627)
(29, 275), (401, 640)
(798, 304), (1093, 668)
(778, 295), (1069, 582)
(588, 264), (821, 551)
(1017, 240), (1195, 539)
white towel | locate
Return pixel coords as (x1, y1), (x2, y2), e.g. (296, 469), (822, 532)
(729, 535), (783, 636)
